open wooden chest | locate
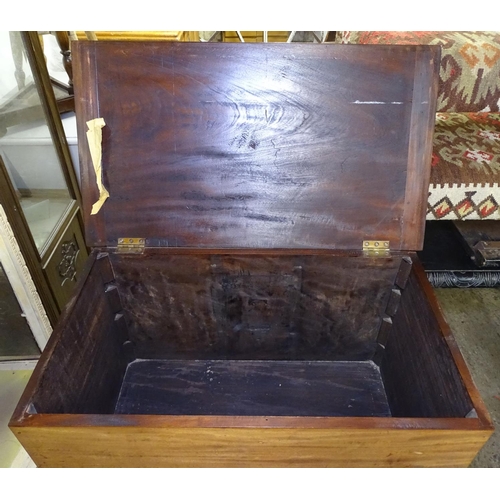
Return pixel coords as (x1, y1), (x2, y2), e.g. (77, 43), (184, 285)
(10, 41), (493, 467)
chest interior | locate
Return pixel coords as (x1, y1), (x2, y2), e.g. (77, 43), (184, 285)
(27, 248), (474, 420)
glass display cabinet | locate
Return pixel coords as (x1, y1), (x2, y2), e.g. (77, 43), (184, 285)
(0, 31), (87, 359)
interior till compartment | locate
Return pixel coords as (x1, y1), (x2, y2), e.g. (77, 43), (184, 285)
(28, 251), (474, 419)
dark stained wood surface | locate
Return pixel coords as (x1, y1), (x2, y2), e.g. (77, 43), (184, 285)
(401, 48), (440, 249)
(11, 412), (490, 430)
(28, 253), (129, 414)
(114, 359), (391, 417)
(381, 264), (474, 418)
(410, 257), (493, 427)
(73, 42), (439, 250)
(109, 252), (401, 360)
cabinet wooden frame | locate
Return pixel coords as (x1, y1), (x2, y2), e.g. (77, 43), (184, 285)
(0, 32), (88, 323)
(0, 204), (51, 352)
(0, 156), (59, 325)
(21, 32), (81, 207)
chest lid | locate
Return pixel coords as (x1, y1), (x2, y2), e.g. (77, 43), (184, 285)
(73, 42), (439, 251)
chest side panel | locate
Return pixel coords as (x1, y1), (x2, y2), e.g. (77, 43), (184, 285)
(73, 42), (439, 250)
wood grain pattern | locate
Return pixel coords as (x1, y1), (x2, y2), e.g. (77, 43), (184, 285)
(23, 253), (129, 414)
(74, 31), (192, 41)
(10, 412), (491, 430)
(12, 423), (490, 467)
(410, 257), (493, 427)
(109, 252), (400, 360)
(400, 47), (440, 250)
(72, 41), (106, 244)
(41, 207), (89, 311)
(114, 359), (390, 417)
(10, 42), (492, 468)
(381, 263), (474, 418)
(72, 42), (438, 251)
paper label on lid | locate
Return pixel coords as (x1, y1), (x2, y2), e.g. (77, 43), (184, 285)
(86, 118), (109, 215)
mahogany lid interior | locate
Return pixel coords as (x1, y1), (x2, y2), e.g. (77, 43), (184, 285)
(73, 42), (439, 250)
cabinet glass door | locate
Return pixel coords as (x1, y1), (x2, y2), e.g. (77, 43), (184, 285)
(0, 31), (87, 322)
(0, 31), (73, 255)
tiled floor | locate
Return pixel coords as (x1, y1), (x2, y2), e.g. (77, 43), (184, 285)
(436, 287), (500, 467)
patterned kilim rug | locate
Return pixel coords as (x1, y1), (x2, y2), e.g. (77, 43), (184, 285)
(338, 32), (500, 113)
(428, 113), (500, 220)
(338, 32), (500, 220)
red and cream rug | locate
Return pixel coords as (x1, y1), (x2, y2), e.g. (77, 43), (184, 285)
(427, 113), (500, 220)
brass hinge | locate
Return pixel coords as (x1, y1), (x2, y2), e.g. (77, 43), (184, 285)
(117, 238), (145, 254)
(362, 240), (390, 257)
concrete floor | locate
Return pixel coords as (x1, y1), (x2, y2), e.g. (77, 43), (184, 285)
(0, 369), (32, 467)
(435, 287), (500, 468)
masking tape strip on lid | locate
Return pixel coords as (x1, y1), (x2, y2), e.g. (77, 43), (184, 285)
(86, 118), (109, 215)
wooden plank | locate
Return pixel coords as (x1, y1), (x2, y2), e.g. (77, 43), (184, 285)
(11, 251), (129, 416)
(376, 316), (392, 346)
(394, 255), (413, 289)
(75, 31), (187, 41)
(103, 284), (122, 314)
(400, 47), (440, 250)
(411, 258), (493, 427)
(73, 42), (437, 250)
(10, 412), (491, 430)
(10, 250), (97, 421)
(114, 359), (391, 417)
(385, 288), (401, 317)
(12, 424), (490, 467)
(109, 252), (401, 360)
(454, 221), (500, 248)
(31, 256), (128, 414)
(381, 259), (476, 418)
(222, 32), (289, 43)
(72, 41), (107, 246)
(96, 252), (115, 283)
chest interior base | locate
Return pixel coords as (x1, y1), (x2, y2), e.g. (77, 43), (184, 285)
(115, 359), (391, 417)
